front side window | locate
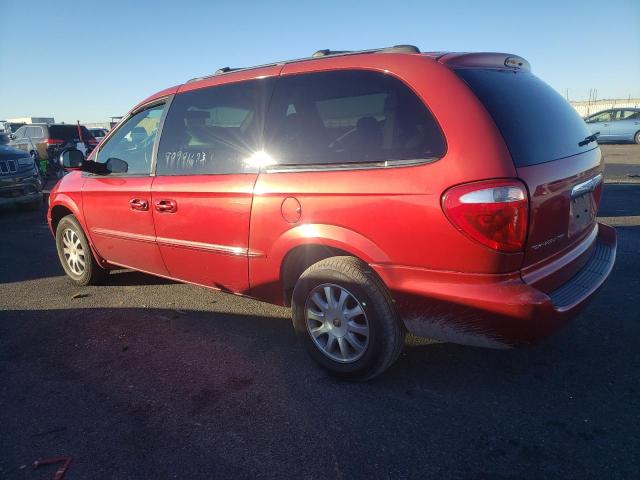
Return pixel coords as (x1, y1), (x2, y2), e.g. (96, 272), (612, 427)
(96, 104), (165, 174)
(156, 78), (276, 175)
(14, 127), (26, 138)
(588, 111), (613, 123)
(264, 70), (446, 167)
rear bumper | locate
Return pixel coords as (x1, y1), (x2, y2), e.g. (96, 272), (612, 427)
(372, 222), (616, 348)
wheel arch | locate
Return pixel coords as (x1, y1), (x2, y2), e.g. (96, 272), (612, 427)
(50, 204), (75, 233)
(270, 224), (391, 306)
(280, 244), (352, 306)
(49, 193), (85, 232)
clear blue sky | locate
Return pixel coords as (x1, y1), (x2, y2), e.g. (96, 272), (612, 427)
(1, 0), (638, 123)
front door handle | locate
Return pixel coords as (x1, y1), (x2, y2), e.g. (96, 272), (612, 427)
(154, 199), (177, 213)
(129, 198), (149, 211)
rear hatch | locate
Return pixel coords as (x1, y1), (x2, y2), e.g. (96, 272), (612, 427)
(453, 62), (603, 272)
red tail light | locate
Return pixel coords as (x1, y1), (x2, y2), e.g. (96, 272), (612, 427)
(44, 138), (64, 145)
(88, 138), (98, 145)
(442, 180), (529, 252)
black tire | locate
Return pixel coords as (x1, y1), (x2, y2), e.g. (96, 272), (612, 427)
(291, 256), (405, 380)
(634, 130), (640, 145)
(55, 215), (107, 286)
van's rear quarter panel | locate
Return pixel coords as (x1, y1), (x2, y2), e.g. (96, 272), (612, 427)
(249, 55), (525, 303)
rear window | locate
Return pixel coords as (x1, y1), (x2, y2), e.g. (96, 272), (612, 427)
(48, 125), (95, 142)
(455, 68), (594, 167)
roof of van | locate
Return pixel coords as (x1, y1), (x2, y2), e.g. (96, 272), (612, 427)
(133, 47), (529, 112)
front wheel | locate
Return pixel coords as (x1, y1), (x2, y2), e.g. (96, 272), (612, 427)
(55, 215), (107, 286)
(634, 130), (640, 145)
(291, 256), (405, 380)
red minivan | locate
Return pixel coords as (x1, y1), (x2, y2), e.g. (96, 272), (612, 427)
(48, 46), (616, 379)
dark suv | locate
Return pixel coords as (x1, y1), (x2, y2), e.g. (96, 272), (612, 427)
(49, 46), (616, 379)
(0, 144), (43, 209)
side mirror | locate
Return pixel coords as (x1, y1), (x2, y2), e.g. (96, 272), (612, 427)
(59, 148), (85, 170)
(9, 133), (16, 140)
(105, 157), (128, 174)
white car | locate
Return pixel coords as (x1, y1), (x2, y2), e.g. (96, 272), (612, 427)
(88, 128), (109, 142)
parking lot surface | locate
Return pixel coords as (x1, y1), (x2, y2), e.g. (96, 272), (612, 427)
(1, 145), (639, 479)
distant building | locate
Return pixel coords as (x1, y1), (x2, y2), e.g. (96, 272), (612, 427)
(7, 116), (55, 125)
(85, 122), (112, 130)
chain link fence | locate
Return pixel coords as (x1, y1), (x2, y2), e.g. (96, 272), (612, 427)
(570, 99), (640, 118)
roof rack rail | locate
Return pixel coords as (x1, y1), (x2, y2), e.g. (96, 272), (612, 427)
(215, 66), (241, 75)
(378, 44), (420, 54)
(312, 45), (420, 58)
(186, 44), (421, 83)
(312, 49), (352, 58)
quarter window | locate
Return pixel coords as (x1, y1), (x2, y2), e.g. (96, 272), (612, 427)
(264, 70), (446, 166)
(156, 78), (276, 175)
(96, 104), (165, 175)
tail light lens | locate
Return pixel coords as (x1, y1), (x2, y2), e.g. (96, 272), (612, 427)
(442, 180), (529, 252)
(44, 138), (64, 145)
(87, 138), (98, 146)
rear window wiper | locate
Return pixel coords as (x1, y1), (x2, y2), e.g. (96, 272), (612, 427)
(579, 132), (599, 147)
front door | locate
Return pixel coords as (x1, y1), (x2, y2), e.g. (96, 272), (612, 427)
(151, 74), (278, 293)
(10, 126), (29, 154)
(586, 110), (612, 140)
(82, 102), (169, 275)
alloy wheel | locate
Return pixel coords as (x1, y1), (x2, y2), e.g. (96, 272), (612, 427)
(305, 283), (370, 363)
(62, 228), (86, 276)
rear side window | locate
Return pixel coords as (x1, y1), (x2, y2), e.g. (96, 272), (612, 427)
(455, 68), (594, 167)
(48, 125), (94, 142)
(156, 78), (276, 175)
(26, 126), (43, 138)
(619, 110), (640, 120)
(264, 70), (445, 167)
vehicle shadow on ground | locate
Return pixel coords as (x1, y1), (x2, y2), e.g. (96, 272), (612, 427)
(0, 301), (628, 388)
(2, 273), (638, 478)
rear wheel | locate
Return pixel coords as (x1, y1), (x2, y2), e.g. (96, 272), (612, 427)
(55, 215), (107, 286)
(634, 130), (640, 145)
(291, 256), (404, 380)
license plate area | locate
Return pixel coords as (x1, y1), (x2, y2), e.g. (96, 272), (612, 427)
(568, 193), (596, 238)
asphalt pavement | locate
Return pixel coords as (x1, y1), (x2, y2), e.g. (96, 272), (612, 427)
(1, 145), (639, 479)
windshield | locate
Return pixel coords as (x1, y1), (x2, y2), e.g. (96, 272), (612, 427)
(455, 68), (594, 167)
